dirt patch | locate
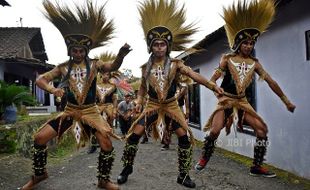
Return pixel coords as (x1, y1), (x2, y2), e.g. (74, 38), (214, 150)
(0, 154), (32, 189)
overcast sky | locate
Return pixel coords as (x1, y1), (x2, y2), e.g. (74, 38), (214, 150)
(0, 0), (235, 76)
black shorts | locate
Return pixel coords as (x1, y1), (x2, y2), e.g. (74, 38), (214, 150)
(137, 114), (181, 131)
(48, 117), (96, 137)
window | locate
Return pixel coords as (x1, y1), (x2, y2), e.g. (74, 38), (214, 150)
(188, 69), (201, 129)
(305, 30), (310, 61)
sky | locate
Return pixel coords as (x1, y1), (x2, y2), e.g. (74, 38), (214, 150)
(0, 0), (235, 77)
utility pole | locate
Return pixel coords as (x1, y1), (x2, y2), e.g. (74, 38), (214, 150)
(20, 17), (23, 27)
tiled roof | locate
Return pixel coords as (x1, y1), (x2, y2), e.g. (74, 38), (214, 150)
(181, 0), (295, 56)
(0, 56), (55, 70)
(0, 27), (48, 62)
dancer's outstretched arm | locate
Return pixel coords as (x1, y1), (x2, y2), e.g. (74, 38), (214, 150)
(255, 61), (296, 112)
(178, 62), (224, 95)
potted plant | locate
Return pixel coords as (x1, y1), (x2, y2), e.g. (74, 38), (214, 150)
(0, 80), (37, 124)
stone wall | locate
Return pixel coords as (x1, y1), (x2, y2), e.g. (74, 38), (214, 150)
(0, 116), (50, 157)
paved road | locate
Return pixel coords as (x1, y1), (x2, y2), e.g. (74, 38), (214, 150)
(0, 136), (305, 190)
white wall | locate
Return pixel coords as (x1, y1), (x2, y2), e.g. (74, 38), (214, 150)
(189, 40), (227, 140)
(188, 0), (310, 179)
(254, 0), (310, 178)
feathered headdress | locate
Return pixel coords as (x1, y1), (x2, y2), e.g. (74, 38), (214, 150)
(42, 0), (115, 55)
(95, 52), (120, 84)
(95, 52), (133, 98)
(222, 0), (276, 52)
(97, 70), (121, 85)
(97, 52), (117, 63)
(138, 0), (197, 54)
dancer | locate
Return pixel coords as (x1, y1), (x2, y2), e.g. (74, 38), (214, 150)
(88, 53), (119, 154)
(161, 84), (189, 150)
(132, 90), (149, 144)
(116, 0), (223, 188)
(21, 1), (130, 189)
(195, 0), (296, 178)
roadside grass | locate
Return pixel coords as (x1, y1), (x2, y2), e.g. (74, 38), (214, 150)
(17, 114), (79, 164)
(48, 134), (78, 164)
(195, 140), (310, 190)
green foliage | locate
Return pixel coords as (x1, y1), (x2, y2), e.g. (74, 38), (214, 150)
(130, 79), (141, 91)
(15, 117), (49, 157)
(0, 80), (37, 116)
(1, 115), (77, 164)
(49, 135), (76, 161)
(0, 140), (17, 153)
(0, 126), (17, 153)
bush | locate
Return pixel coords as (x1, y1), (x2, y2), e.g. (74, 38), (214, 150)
(0, 115), (49, 156)
(0, 80), (37, 123)
(0, 127), (17, 153)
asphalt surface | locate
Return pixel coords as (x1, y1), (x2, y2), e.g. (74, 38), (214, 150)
(0, 134), (305, 190)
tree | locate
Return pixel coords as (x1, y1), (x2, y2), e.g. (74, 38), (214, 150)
(120, 68), (133, 81)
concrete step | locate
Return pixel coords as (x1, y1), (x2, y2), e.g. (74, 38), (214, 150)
(26, 106), (56, 114)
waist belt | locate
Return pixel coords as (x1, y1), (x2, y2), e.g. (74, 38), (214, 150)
(67, 103), (96, 109)
(148, 96), (176, 104)
(223, 92), (246, 99)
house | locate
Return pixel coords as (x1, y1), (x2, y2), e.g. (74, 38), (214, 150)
(0, 27), (56, 112)
(183, 0), (310, 179)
